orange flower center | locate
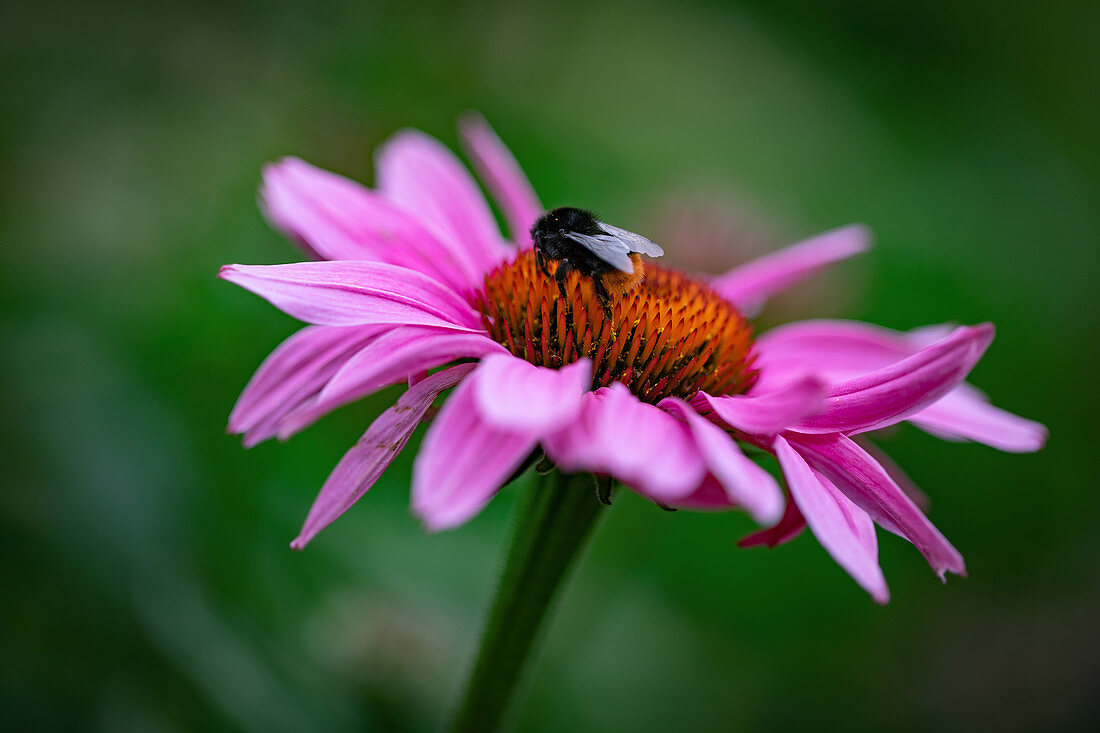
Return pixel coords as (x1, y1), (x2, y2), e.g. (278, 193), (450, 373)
(474, 250), (757, 403)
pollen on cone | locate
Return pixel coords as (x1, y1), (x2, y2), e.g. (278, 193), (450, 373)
(474, 251), (757, 403)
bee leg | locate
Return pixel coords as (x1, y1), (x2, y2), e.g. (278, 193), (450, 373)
(535, 249), (551, 278)
(554, 259), (573, 301)
(593, 278), (614, 320)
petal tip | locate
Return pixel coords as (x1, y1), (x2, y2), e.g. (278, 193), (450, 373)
(936, 557), (968, 581)
(1028, 425), (1050, 451)
(377, 127), (436, 162)
(410, 486), (456, 534)
(838, 223), (874, 253)
(754, 500), (786, 528)
(415, 508), (457, 534)
(970, 322), (996, 347)
(1000, 420), (1049, 453)
(457, 108), (488, 133)
(737, 534), (775, 549)
(258, 158), (299, 199)
(260, 157), (289, 182)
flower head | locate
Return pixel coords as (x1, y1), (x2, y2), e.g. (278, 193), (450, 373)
(222, 114), (1046, 603)
(476, 251), (756, 402)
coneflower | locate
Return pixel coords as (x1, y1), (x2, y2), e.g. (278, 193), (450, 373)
(220, 113), (1046, 731)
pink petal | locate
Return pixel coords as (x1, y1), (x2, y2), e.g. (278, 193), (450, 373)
(275, 327), (506, 439)
(754, 319), (1046, 451)
(910, 389), (1048, 453)
(790, 324), (995, 434)
(219, 261), (481, 330)
(710, 225), (870, 313)
(694, 376), (826, 436)
(659, 397), (784, 524)
(752, 318), (912, 392)
(260, 157), (481, 291)
(905, 323), (958, 349)
(411, 372), (537, 532)
(788, 432), (966, 579)
(376, 129), (509, 275)
(669, 475), (741, 511)
(290, 364), (475, 549)
(229, 325), (383, 443)
(544, 383), (706, 502)
(774, 436), (889, 603)
(458, 112), (542, 247)
(472, 354), (591, 433)
(738, 495), (807, 548)
(855, 438), (930, 510)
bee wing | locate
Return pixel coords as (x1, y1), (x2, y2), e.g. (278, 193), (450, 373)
(561, 232), (635, 273)
(596, 221), (665, 258)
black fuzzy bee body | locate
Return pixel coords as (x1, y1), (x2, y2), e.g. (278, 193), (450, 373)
(531, 207), (615, 278)
(530, 207), (664, 315)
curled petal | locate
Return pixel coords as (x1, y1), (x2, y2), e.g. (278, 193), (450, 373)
(790, 324), (994, 434)
(376, 129), (509, 274)
(545, 383), (706, 502)
(695, 376), (826, 436)
(412, 374), (538, 532)
(753, 318), (912, 392)
(260, 157), (481, 290)
(789, 432), (966, 580)
(774, 436), (889, 603)
(710, 225), (870, 313)
(659, 397), (783, 524)
(458, 112), (542, 247)
(755, 319), (1046, 451)
(291, 364), (475, 549)
(905, 323), (958, 349)
(472, 354), (591, 434)
(276, 327), (506, 439)
(219, 261), (481, 330)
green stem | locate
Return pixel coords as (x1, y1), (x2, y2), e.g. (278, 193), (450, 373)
(447, 470), (607, 733)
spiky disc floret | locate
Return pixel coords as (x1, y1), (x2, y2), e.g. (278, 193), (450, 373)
(474, 250), (757, 403)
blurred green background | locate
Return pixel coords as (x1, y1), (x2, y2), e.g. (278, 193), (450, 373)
(3, 0), (1098, 730)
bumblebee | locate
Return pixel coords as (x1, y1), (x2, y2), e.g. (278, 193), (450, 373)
(531, 207), (665, 314)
